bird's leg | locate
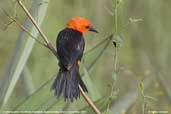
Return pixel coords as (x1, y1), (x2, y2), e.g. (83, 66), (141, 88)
(77, 60), (81, 65)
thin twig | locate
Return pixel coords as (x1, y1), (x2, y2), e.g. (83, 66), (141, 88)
(79, 85), (101, 114)
(16, 0), (101, 113)
(3, 20), (15, 30)
(114, 0), (118, 34)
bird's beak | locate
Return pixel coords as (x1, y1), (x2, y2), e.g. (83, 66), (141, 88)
(89, 26), (98, 33)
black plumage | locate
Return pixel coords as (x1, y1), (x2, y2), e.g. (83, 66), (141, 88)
(52, 28), (88, 102)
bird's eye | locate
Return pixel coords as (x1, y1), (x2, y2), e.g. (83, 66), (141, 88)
(85, 25), (90, 29)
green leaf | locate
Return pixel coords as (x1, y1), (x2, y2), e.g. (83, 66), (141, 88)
(82, 63), (101, 101)
(0, 0), (49, 107)
(14, 77), (66, 111)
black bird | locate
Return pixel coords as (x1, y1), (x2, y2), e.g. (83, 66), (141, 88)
(52, 17), (98, 101)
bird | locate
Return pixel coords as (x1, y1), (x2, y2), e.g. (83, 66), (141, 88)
(52, 17), (98, 102)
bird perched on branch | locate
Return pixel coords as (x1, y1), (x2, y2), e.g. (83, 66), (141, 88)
(52, 17), (98, 101)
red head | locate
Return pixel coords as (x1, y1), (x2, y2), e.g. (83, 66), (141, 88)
(67, 17), (98, 33)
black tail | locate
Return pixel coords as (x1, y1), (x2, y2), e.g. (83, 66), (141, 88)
(52, 65), (88, 102)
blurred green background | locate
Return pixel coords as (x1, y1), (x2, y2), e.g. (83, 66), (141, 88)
(0, 0), (171, 113)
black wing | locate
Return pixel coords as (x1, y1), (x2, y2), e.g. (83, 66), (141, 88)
(56, 28), (85, 70)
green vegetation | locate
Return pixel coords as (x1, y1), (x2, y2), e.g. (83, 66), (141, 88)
(0, 0), (171, 113)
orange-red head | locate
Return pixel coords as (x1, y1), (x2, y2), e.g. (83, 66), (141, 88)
(67, 17), (98, 33)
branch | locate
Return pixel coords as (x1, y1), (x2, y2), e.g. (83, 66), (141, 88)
(16, 0), (101, 113)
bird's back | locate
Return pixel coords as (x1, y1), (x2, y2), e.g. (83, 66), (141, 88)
(56, 28), (85, 69)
